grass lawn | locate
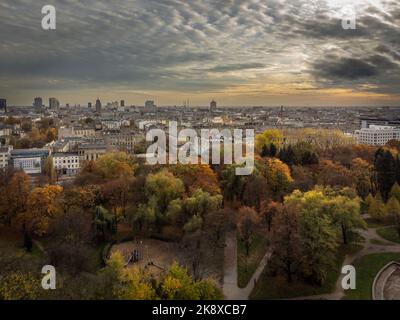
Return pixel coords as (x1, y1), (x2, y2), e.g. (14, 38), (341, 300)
(250, 243), (363, 300)
(365, 218), (393, 229)
(370, 238), (394, 246)
(343, 252), (400, 300)
(376, 226), (400, 244)
(237, 233), (269, 288)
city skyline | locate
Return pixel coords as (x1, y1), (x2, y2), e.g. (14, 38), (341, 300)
(1, 0), (400, 106)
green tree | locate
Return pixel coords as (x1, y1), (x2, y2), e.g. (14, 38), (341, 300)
(368, 193), (387, 221)
(158, 262), (221, 300)
(375, 148), (397, 201)
(390, 182), (400, 202)
(143, 170), (184, 231)
(386, 197), (400, 237)
(329, 195), (365, 244)
(285, 189), (339, 285)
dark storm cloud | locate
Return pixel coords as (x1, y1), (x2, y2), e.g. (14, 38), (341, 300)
(312, 57), (378, 80)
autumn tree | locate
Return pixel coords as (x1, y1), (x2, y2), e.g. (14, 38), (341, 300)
(0, 272), (41, 300)
(255, 129), (283, 154)
(19, 185), (63, 238)
(237, 206), (261, 256)
(76, 152), (136, 185)
(95, 252), (155, 300)
(47, 207), (92, 275)
(169, 164), (221, 195)
(43, 156), (56, 184)
(258, 158), (293, 200)
(316, 160), (353, 188)
(1, 171), (30, 226)
(260, 200), (283, 233)
(158, 262), (221, 300)
(204, 208), (234, 253)
(290, 165), (315, 192)
(269, 205), (301, 283)
(351, 158), (374, 199)
(242, 174), (269, 211)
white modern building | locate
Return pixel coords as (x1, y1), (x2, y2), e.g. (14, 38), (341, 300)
(53, 153), (80, 176)
(11, 148), (50, 174)
(355, 125), (400, 145)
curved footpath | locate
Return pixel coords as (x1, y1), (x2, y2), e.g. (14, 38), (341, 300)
(222, 226), (400, 300)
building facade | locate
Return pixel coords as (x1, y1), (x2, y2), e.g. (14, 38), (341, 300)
(0, 145), (12, 169)
(34, 97), (43, 108)
(78, 143), (107, 161)
(49, 98), (60, 110)
(95, 98), (102, 113)
(10, 148), (50, 174)
(355, 125), (400, 145)
(0, 99), (6, 113)
(53, 153), (80, 176)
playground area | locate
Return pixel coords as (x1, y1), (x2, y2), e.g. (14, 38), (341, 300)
(110, 239), (189, 276)
(109, 237), (224, 283)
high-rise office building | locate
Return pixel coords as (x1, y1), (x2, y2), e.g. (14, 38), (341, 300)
(0, 99), (6, 113)
(88, 102), (92, 108)
(33, 97), (43, 108)
(95, 98), (102, 113)
(120, 100), (125, 107)
(49, 97), (60, 110)
(210, 100), (217, 112)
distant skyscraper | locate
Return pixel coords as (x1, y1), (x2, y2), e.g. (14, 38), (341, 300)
(33, 97), (43, 108)
(88, 102), (92, 108)
(95, 98), (102, 113)
(210, 100), (217, 112)
(145, 100), (156, 109)
(120, 100), (125, 107)
(0, 99), (6, 113)
(49, 97), (60, 110)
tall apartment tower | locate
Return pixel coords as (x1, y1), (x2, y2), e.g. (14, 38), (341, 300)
(0, 99), (6, 113)
(49, 97), (60, 110)
(33, 97), (43, 108)
(95, 98), (102, 113)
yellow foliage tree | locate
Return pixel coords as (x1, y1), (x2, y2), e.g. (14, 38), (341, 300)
(255, 129), (283, 154)
(20, 185), (63, 236)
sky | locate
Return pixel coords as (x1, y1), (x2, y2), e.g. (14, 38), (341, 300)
(1, 0), (400, 107)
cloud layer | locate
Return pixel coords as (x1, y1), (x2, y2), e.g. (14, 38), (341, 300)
(0, 0), (400, 106)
